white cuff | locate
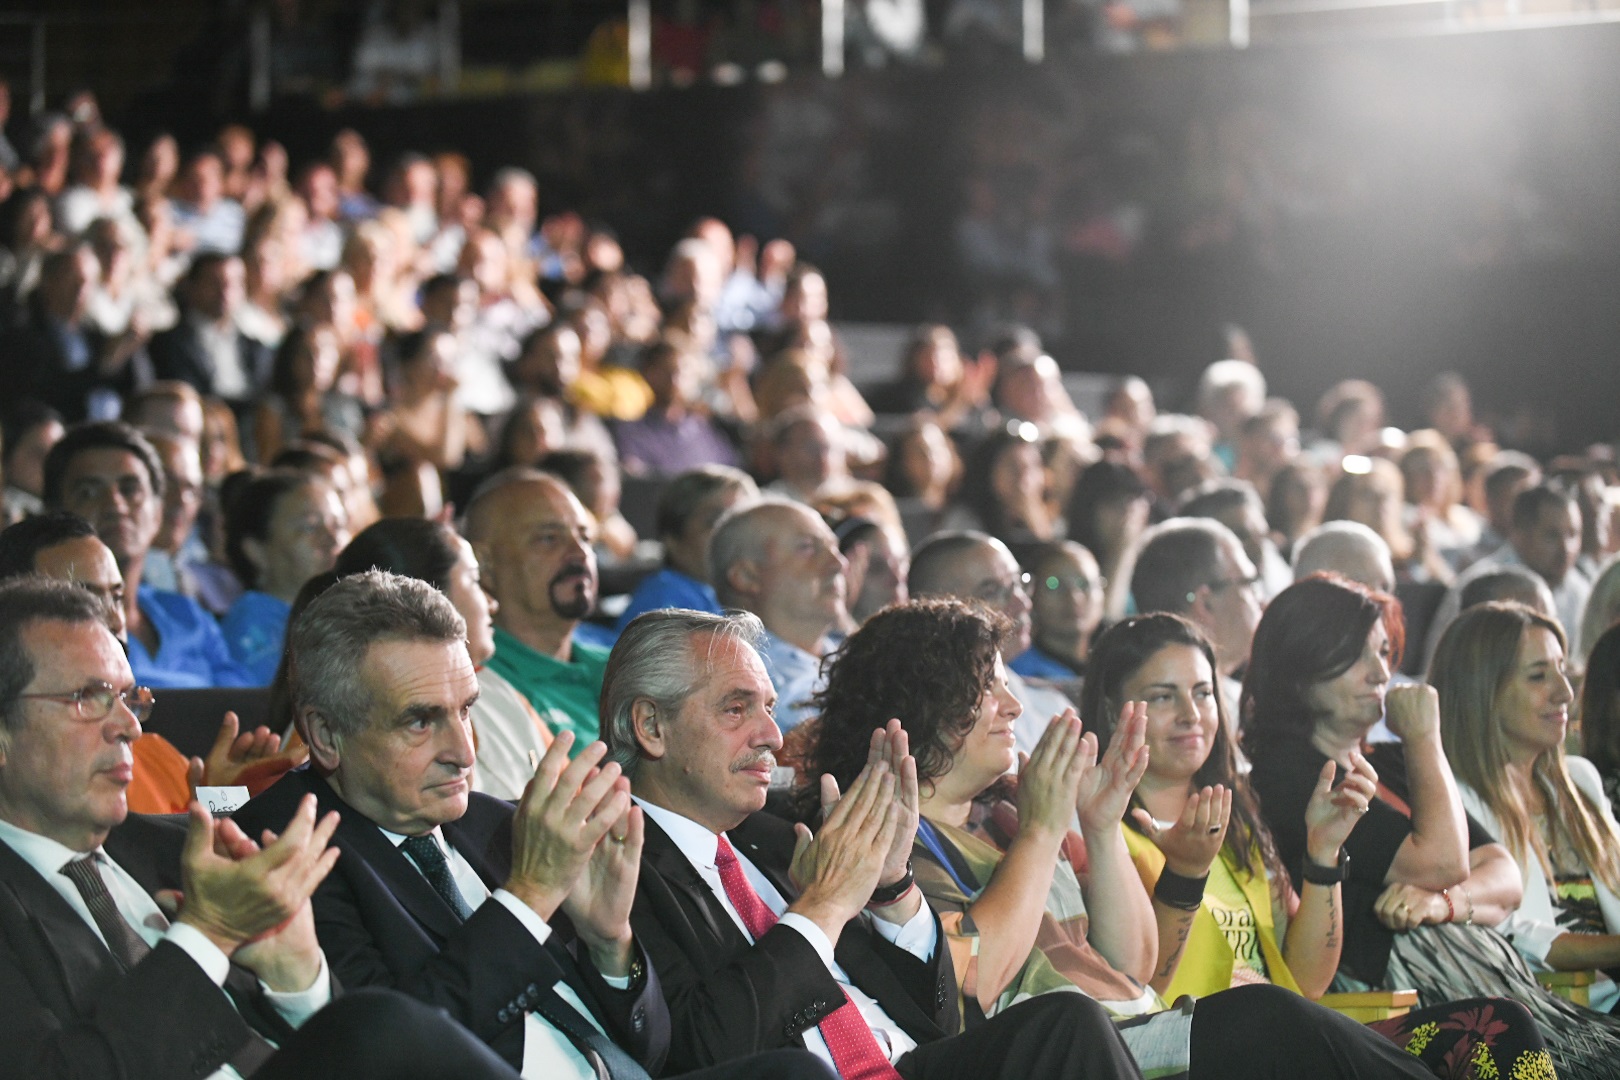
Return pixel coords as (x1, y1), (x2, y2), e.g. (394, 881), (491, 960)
(261, 951), (333, 1027)
(492, 888), (555, 948)
(868, 896), (938, 962)
(777, 912), (839, 973)
(165, 921), (231, 986)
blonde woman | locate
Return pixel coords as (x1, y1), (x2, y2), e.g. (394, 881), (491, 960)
(1434, 601), (1620, 1012)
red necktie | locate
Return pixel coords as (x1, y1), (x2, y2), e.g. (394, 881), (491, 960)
(713, 836), (903, 1080)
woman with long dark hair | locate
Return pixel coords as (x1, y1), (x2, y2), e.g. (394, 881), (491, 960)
(1084, 612), (1551, 1078)
(803, 598), (1465, 1080)
(1247, 573), (1618, 1077)
(1581, 621), (1620, 804)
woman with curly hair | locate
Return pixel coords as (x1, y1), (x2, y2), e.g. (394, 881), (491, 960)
(1248, 573), (1612, 1077)
(803, 598), (1450, 1080)
(1087, 612), (1551, 1079)
(1435, 603), (1620, 1012)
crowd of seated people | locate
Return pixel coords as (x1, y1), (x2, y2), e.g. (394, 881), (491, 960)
(9, 96), (1620, 1080)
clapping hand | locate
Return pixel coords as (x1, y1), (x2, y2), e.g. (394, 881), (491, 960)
(1130, 785), (1231, 878)
(562, 797), (644, 978)
(863, 720), (920, 889)
(788, 761), (900, 940)
(1303, 750), (1378, 867)
(506, 733), (633, 921)
(176, 793), (340, 983)
(1076, 702), (1151, 838)
(187, 711), (309, 792)
(1017, 709), (1090, 839)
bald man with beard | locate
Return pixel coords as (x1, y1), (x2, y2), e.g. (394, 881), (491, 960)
(467, 469), (610, 747)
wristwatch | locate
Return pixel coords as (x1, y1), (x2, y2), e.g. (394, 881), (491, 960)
(868, 861), (915, 906)
(1301, 848), (1349, 886)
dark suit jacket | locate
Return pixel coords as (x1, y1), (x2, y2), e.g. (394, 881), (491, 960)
(0, 814), (299, 1080)
(148, 318), (271, 404)
(633, 810), (958, 1075)
(0, 305), (145, 423)
(235, 768), (668, 1072)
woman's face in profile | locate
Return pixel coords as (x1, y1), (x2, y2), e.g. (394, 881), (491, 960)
(1494, 626), (1573, 762)
(1303, 619), (1393, 739)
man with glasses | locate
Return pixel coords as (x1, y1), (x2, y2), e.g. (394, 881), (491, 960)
(1128, 517), (1264, 724)
(0, 576), (571, 1079)
(1012, 540), (1104, 688)
(0, 510), (301, 814)
(907, 531), (1078, 758)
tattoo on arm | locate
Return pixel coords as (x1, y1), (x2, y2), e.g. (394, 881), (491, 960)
(1157, 916), (1194, 980)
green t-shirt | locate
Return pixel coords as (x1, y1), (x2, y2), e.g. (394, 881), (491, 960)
(485, 627), (610, 748)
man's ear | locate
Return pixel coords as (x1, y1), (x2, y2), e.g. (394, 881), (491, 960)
(726, 558), (760, 603)
(241, 536), (269, 577)
(472, 540), (499, 594)
(630, 698), (667, 763)
(302, 707), (343, 773)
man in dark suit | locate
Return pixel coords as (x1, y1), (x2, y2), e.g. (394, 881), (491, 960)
(0, 576), (524, 1080)
(147, 253), (271, 408)
(235, 569), (831, 1080)
(0, 245), (145, 422)
(602, 607), (1146, 1080)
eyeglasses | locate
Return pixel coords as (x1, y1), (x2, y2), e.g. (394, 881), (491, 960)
(1186, 574), (1262, 606)
(17, 682), (155, 723)
(974, 572), (1032, 606)
(1040, 574), (1106, 595)
(1209, 573), (1263, 594)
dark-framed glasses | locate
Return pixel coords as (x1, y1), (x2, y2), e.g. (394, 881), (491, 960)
(17, 682), (155, 723)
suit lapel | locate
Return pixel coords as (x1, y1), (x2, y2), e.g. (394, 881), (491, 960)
(0, 840), (121, 1016)
(640, 816), (746, 949)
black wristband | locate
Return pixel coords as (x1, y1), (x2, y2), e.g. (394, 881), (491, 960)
(868, 861), (915, 906)
(1301, 848), (1349, 887)
(1154, 868), (1208, 911)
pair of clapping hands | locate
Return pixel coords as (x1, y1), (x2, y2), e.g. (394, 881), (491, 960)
(1028, 701), (1383, 886)
(505, 732), (644, 978)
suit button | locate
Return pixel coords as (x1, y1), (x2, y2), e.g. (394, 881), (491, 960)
(498, 1008), (512, 1023)
(527, 983), (540, 996)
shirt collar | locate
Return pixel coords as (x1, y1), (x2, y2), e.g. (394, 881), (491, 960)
(0, 817), (103, 879)
(377, 824), (449, 853)
(633, 796), (724, 871)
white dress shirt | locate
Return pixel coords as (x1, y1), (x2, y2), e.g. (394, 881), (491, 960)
(382, 825), (629, 1080)
(0, 818), (331, 1080)
(635, 798), (937, 1074)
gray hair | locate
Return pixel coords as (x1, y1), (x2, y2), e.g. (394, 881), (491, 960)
(707, 496), (804, 608)
(601, 608), (765, 774)
(289, 569), (466, 740)
(1292, 520), (1395, 592)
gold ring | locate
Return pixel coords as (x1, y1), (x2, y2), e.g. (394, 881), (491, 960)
(610, 834), (627, 844)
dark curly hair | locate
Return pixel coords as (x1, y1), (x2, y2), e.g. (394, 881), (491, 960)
(801, 598), (1012, 814)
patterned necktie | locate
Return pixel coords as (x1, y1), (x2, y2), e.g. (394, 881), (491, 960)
(60, 854), (152, 970)
(712, 836), (903, 1080)
(401, 834), (475, 920)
